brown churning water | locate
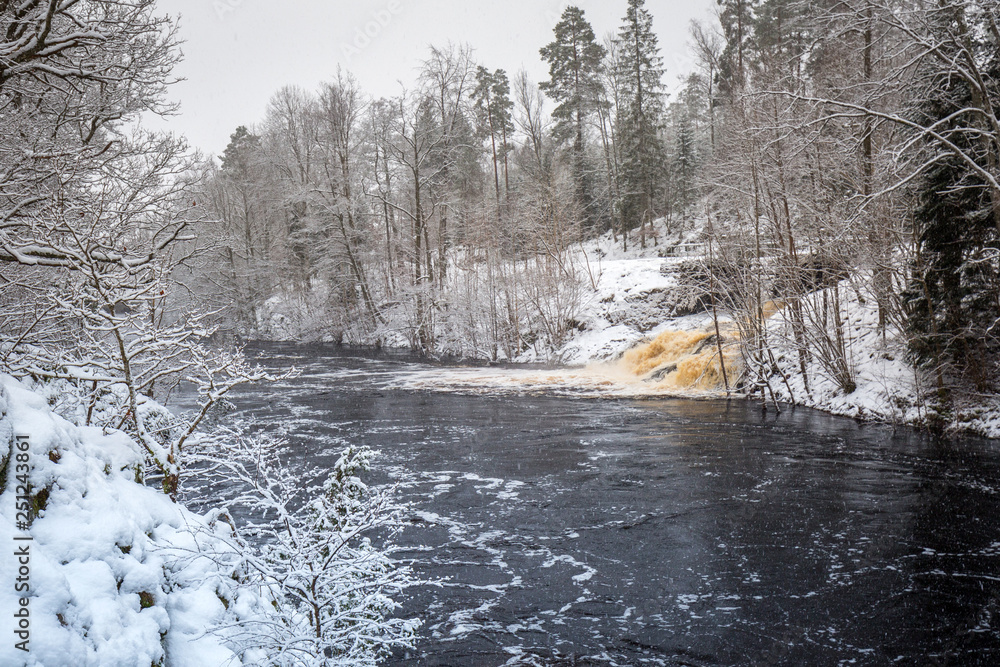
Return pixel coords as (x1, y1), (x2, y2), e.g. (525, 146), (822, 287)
(617, 329), (741, 392)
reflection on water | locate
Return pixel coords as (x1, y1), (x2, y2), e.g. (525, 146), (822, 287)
(214, 343), (1000, 666)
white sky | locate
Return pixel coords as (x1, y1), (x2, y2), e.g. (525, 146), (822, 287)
(145, 0), (717, 157)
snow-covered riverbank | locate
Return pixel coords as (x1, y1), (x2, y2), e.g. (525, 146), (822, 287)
(257, 220), (1000, 439)
(0, 375), (256, 667)
(0, 372), (417, 667)
(512, 228), (1000, 439)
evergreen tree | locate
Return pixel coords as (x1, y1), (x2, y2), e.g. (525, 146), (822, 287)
(674, 114), (698, 217)
(716, 0), (759, 99)
(905, 25), (1000, 397)
(220, 125), (262, 174)
(615, 0), (666, 246)
(669, 73), (709, 220)
(539, 6), (606, 229)
(474, 67), (515, 213)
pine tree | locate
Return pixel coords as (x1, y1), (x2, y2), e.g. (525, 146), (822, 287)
(615, 0), (666, 247)
(220, 125), (261, 173)
(669, 74), (709, 220)
(539, 6), (606, 229)
(752, 0), (808, 76)
(474, 67), (515, 214)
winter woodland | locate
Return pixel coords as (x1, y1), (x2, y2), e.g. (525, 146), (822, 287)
(1, 0), (999, 665)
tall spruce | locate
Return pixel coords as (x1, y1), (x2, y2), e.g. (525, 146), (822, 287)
(540, 6), (606, 230)
(904, 2), (1000, 398)
(716, 0), (759, 99)
(905, 71), (1000, 397)
(673, 113), (698, 218)
(616, 0), (666, 248)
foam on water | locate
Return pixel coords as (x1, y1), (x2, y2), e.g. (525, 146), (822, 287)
(387, 326), (743, 398)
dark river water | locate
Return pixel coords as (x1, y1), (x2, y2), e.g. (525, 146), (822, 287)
(204, 344), (1000, 666)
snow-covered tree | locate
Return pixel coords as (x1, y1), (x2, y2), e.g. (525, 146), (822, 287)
(903, 0), (1000, 399)
(0, 0), (180, 268)
(190, 431), (419, 666)
(0, 1), (282, 499)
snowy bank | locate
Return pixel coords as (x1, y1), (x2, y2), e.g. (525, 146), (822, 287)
(0, 375), (261, 667)
(762, 281), (1000, 439)
(525, 223), (714, 364)
(532, 228), (1000, 438)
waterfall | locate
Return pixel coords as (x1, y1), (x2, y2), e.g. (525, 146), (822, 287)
(391, 326), (743, 397)
(616, 329), (741, 392)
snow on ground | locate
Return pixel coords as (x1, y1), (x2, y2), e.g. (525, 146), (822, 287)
(0, 375), (264, 667)
(762, 282), (1000, 439)
(527, 223), (1000, 438)
(523, 221), (715, 365)
(763, 283), (924, 426)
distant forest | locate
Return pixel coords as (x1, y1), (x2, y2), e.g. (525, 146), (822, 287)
(2, 0), (999, 424)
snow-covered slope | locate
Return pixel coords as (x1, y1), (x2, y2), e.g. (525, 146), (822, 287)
(0, 375), (259, 667)
(530, 227), (1000, 438)
(525, 224), (716, 364)
(763, 283), (920, 423)
(761, 281), (1000, 438)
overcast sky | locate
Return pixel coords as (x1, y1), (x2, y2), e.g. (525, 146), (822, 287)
(145, 0), (717, 157)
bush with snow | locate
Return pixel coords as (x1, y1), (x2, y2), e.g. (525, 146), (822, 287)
(0, 375), (417, 666)
(187, 429), (419, 667)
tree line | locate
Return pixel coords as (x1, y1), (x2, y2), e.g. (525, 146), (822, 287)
(1, 0), (997, 430)
(193, 0), (709, 359)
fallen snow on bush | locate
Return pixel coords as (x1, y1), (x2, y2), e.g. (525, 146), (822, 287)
(764, 282), (1000, 438)
(0, 375), (263, 667)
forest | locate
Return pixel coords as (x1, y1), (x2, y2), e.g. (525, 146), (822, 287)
(0, 0), (999, 664)
(193, 0), (999, 422)
(2, 0), (998, 424)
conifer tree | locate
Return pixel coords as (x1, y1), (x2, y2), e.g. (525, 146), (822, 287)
(905, 56), (1000, 397)
(674, 114), (698, 217)
(220, 126), (262, 173)
(615, 0), (666, 247)
(716, 0), (759, 98)
(474, 67), (515, 213)
(540, 6), (606, 229)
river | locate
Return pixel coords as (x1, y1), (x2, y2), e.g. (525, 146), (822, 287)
(203, 343), (1000, 666)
